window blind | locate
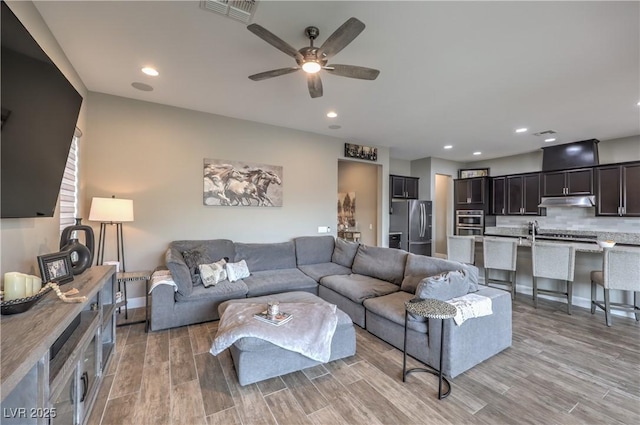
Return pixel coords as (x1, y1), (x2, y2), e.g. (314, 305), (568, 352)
(59, 136), (78, 234)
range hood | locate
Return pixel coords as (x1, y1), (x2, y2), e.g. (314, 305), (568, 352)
(538, 196), (596, 208)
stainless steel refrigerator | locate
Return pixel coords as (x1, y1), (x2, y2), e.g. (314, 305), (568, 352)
(390, 200), (432, 256)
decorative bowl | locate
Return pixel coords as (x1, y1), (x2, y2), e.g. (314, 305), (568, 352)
(1, 287), (51, 315)
(597, 240), (616, 249)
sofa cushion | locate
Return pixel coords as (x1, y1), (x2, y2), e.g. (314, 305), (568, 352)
(401, 253), (480, 294)
(415, 269), (471, 301)
(351, 245), (408, 285)
(331, 238), (360, 268)
(319, 274), (399, 304)
(181, 245), (210, 286)
(170, 239), (236, 263)
(235, 242), (297, 272)
(298, 262), (351, 282)
(165, 247), (194, 296)
(243, 268), (318, 297)
(174, 278), (248, 303)
(363, 291), (427, 333)
(294, 236), (335, 266)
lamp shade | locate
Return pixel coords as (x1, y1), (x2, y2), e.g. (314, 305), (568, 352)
(88, 197), (134, 222)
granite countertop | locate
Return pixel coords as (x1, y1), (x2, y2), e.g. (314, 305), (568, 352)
(484, 226), (640, 247)
(389, 231), (403, 235)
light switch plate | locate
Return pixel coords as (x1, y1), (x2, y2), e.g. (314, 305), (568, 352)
(318, 226), (329, 233)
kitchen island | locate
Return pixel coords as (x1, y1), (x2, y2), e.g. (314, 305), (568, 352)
(472, 227), (640, 317)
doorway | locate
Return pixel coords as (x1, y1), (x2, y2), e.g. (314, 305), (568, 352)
(434, 173), (453, 258)
(337, 160), (379, 246)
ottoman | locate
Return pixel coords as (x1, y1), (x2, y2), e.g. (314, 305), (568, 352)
(217, 291), (356, 386)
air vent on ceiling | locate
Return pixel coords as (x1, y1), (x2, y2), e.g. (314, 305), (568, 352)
(532, 130), (557, 137)
(200, 0), (258, 24)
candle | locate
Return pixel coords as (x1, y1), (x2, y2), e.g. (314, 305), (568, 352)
(31, 275), (42, 295)
(3, 272), (27, 301)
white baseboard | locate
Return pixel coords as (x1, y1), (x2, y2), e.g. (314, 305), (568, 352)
(122, 296), (146, 309)
(480, 279), (636, 319)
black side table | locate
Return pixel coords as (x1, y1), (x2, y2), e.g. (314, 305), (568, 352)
(403, 298), (457, 399)
(116, 270), (151, 332)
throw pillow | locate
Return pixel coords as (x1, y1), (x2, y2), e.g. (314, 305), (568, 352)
(199, 258), (228, 287)
(181, 246), (210, 286)
(414, 269), (471, 301)
(226, 260), (250, 282)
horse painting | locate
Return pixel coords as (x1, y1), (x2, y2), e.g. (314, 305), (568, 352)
(203, 159), (283, 207)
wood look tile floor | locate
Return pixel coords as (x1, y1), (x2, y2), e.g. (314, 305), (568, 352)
(91, 297), (640, 425)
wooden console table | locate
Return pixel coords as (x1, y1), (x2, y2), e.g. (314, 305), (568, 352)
(1, 266), (117, 425)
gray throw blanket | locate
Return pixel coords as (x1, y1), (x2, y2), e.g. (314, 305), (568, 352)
(210, 302), (338, 362)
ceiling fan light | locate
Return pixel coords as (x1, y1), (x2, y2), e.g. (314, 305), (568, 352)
(302, 61), (321, 74)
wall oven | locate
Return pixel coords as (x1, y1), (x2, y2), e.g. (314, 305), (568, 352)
(455, 210), (484, 236)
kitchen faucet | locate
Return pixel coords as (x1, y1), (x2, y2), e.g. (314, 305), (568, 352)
(529, 220), (539, 242)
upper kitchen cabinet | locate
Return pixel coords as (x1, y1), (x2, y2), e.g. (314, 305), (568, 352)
(455, 177), (487, 208)
(390, 175), (419, 199)
(490, 177), (506, 215)
(507, 173), (541, 215)
(542, 168), (593, 197)
(595, 162), (640, 217)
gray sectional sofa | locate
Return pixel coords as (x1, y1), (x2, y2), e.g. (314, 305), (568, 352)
(152, 235), (512, 378)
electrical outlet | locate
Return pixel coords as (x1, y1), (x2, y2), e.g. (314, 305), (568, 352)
(369, 224), (373, 230)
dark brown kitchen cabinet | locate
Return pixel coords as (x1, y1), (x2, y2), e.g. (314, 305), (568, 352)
(491, 177), (506, 215)
(507, 173), (541, 215)
(390, 175), (419, 199)
(542, 168), (593, 197)
(455, 177), (486, 207)
(595, 162), (640, 216)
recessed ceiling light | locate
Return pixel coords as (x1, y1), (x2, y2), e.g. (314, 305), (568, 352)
(544, 138), (556, 143)
(141, 67), (159, 76)
(443, 145), (453, 149)
(515, 128), (528, 133)
(637, 101), (640, 106)
(327, 111), (338, 118)
(473, 151), (482, 155)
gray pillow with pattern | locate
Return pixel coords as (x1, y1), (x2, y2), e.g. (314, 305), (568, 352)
(181, 246), (210, 286)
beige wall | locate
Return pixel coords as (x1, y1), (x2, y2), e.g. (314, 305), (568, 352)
(1, 1), (88, 277)
(337, 160), (379, 246)
(83, 93), (390, 274)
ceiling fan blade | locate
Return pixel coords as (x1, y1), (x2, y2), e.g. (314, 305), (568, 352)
(249, 67), (300, 81)
(307, 74), (323, 98)
(247, 24), (303, 61)
(325, 64), (380, 80)
(317, 17), (365, 60)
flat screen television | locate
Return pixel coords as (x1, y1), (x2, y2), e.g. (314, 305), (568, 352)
(1, 1), (83, 218)
(541, 139), (600, 172)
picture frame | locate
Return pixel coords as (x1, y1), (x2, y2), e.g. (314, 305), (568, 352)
(344, 143), (378, 162)
(37, 251), (74, 285)
(458, 168), (490, 179)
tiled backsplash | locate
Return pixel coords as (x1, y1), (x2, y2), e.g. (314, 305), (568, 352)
(496, 207), (639, 233)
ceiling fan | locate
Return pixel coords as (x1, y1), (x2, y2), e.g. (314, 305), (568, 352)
(247, 17), (380, 98)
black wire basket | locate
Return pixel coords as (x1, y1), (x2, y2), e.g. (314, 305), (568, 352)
(1, 287), (52, 315)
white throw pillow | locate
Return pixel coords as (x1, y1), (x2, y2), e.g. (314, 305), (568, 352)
(198, 258), (227, 287)
(226, 260), (250, 282)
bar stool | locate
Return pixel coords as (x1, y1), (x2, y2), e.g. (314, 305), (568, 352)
(590, 248), (640, 327)
(532, 242), (575, 315)
(447, 235), (476, 264)
(482, 238), (518, 299)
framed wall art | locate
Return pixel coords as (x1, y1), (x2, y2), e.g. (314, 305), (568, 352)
(458, 168), (490, 179)
(37, 251), (74, 285)
(344, 143), (377, 162)
(204, 158), (283, 207)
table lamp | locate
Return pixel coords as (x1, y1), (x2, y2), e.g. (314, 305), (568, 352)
(89, 196), (134, 272)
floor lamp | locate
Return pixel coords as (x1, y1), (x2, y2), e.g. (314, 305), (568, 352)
(89, 196), (134, 272)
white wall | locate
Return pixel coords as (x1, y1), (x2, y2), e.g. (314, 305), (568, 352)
(83, 93), (390, 275)
(337, 160), (379, 246)
(389, 158), (411, 176)
(1, 1), (88, 277)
